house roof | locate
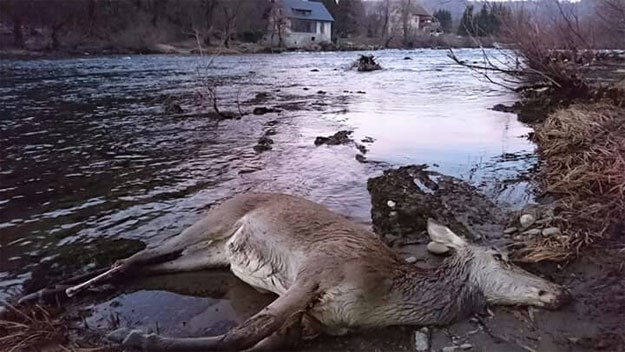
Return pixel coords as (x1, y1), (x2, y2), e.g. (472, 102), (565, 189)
(281, 0), (335, 22)
(413, 4), (431, 17)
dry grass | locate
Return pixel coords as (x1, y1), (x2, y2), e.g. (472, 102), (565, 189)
(0, 301), (112, 352)
(517, 103), (625, 261)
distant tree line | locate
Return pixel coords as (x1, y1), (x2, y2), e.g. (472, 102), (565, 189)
(0, 0), (268, 50)
(457, 4), (508, 37)
(1, 0), (622, 51)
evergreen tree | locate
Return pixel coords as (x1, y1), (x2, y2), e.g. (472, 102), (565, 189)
(433, 9), (452, 33)
(474, 4), (490, 36)
(457, 5), (474, 36)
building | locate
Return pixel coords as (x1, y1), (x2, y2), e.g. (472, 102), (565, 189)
(265, 0), (334, 48)
(411, 4), (436, 31)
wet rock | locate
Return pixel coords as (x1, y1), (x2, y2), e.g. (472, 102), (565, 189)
(253, 136), (273, 153)
(310, 68), (319, 72)
(406, 256), (418, 264)
(460, 343), (473, 350)
(542, 227), (561, 237)
(442, 347), (458, 352)
(520, 214), (536, 228)
(503, 227), (518, 234)
(314, 130), (353, 146)
(264, 128), (277, 136)
(207, 111), (238, 120)
(521, 228), (542, 236)
(404, 57), (413, 60)
(367, 165), (502, 245)
(253, 107), (281, 115)
(355, 154), (367, 163)
(492, 102), (521, 113)
(164, 102), (183, 114)
(265, 120), (279, 127)
(414, 327), (429, 351)
(356, 144), (368, 154)
(303, 87), (309, 91)
(317, 90), (327, 94)
(361, 136), (375, 143)
(427, 241), (450, 255)
(387, 200), (396, 208)
(356, 90), (366, 94)
(247, 92), (271, 104)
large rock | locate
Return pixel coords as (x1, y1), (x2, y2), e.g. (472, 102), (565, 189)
(367, 165), (504, 246)
(314, 130), (353, 146)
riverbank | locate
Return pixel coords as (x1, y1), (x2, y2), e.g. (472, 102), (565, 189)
(0, 35), (493, 60)
(501, 57), (625, 262)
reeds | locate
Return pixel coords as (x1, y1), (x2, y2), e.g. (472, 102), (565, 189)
(517, 103), (625, 261)
(0, 301), (112, 352)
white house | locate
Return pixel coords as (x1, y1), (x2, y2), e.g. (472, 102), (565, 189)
(265, 0), (334, 48)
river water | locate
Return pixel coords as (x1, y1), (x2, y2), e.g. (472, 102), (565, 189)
(0, 49), (534, 340)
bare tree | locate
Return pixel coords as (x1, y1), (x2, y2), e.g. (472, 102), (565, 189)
(596, 0), (625, 48)
(219, 0), (242, 48)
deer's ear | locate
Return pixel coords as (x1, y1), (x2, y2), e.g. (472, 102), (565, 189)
(427, 219), (467, 249)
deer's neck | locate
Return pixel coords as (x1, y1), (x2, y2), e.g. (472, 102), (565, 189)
(390, 252), (485, 326)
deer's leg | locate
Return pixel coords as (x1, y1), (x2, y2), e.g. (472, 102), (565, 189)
(141, 240), (229, 274)
(66, 218), (242, 297)
(245, 311), (305, 351)
(64, 244), (181, 297)
(110, 281), (320, 351)
(246, 311), (323, 352)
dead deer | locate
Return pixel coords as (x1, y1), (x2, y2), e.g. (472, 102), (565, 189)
(61, 192), (570, 351)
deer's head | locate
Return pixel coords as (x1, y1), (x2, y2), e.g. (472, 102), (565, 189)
(427, 219), (571, 310)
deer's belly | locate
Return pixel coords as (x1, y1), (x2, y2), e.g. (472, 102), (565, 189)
(310, 286), (369, 335)
(225, 229), (297, 295)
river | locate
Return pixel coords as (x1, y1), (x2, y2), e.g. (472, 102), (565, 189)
(0, 49), (534, 342)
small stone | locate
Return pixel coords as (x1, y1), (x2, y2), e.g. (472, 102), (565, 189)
(542, 227), (561, 237)
(427, 241), (450, 255)
(521, 229), (542, 236)
(406, 256), (417, 264)
(387, 200), (396, 208)
(503, 227), (517, 234)
(520, 214), (536, 228)
(460, 344), (473, 350)
(414, 327), (429, 351)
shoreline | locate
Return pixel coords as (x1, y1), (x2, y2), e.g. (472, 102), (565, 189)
(0, 42), (491, 61)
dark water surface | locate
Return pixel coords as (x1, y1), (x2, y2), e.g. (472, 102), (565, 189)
(0, 50), (534, 337)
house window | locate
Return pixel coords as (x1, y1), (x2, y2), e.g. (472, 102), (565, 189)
(292, 19), (316, 33)
(292, 8), (311, 16)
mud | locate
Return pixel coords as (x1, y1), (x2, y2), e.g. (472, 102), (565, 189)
(368, 165), (504, 246)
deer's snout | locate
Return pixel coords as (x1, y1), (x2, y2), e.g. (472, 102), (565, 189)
(539, 286), (572, 309)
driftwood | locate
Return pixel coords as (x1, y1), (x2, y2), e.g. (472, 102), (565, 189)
(355, 55), (381, 72)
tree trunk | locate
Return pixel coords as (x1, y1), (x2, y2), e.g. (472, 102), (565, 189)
(13, 16), (24, 49)
(51, 28), (60, 50)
